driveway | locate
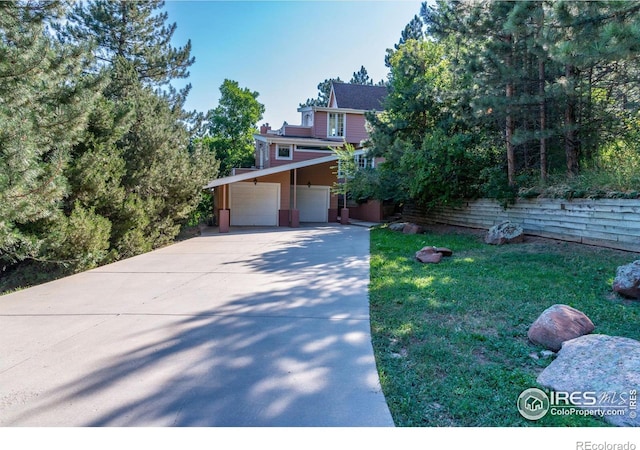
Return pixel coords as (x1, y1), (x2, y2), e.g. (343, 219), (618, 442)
(0, 225), (394, 426)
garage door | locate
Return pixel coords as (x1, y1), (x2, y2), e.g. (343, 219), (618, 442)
(230, 182), (280, 226)
(294, 186), (330, 222)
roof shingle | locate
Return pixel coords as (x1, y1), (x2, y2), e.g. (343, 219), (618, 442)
(331, 82), (387, 111)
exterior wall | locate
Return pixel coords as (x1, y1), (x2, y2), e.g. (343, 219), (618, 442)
(255, 140), (269, 169)
(344, 113), (368, 146)
(282, 125), (312, 137)
(268, 143), (333, 168)
(349, 200), (383, 222)
(313, 111), (328, 139)
(403, 198), (640, 253)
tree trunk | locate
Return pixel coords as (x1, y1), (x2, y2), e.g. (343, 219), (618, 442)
(537, 6), (548, 182)
(564, 64), (579, 176)
(505, 35), (516, 186)
(539, 58), (547, 182)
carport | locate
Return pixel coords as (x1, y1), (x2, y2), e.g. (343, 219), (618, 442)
(204, 155), (339, 232)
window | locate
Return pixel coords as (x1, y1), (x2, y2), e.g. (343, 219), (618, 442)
(276, 143), (293, 160)
(354, 152), (374, 169)
(327, 113), (345, 137)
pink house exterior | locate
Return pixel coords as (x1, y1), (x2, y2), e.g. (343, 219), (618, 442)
(204, 82), (388, 231)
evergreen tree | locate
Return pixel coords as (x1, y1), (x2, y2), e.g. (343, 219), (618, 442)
(299, 77), (343, 108)
(385, 14), (424, 67)
(62, 0), (194, 87)
(350, 66), (374, 85)
(59, 0), (215, 263)
(0, 1), (97, 268)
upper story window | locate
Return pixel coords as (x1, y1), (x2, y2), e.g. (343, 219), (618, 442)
(327, 113), (345, 138)
(276, 143), (293, 160)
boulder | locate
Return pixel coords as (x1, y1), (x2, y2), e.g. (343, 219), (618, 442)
(527, 304), (595, 352)
(537, 334), (640, 427)
(612, 260), (640, 299)
(415, 247), (443, 264)
(485, 221), (524, 245)
(388, 222), (407, 232)
(435, 247), (453, 257)
(403, 223), (424, 234)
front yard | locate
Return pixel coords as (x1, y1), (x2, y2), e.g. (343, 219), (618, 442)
(369, 226), (640, 427)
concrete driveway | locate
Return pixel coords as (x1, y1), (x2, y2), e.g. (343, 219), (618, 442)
(0, 225), (394, 426)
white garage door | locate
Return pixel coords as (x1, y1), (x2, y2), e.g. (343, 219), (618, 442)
(294, 186), (330, 222)
(230, 182), (280, 226)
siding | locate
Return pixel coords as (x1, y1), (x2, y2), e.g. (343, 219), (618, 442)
(403, 198), (640, 253)
(268, 143), (333, 167)
(314, 111), (328, 138)
(283, 125), (312, 137)
(345, 113), (368, 145)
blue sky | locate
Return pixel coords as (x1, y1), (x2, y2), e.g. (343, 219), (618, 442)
(163, 0), (425, 127)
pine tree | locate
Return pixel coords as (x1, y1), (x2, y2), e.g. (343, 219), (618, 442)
(350, 66), (373, 85)
(62, 0), (194, 87)
(59, 0), (215, 261)
(0, 1), (97, 267)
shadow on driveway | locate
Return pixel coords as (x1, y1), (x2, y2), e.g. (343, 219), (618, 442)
(0, 225), (393, 426)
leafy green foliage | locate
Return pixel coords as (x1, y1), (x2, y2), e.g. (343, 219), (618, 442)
(205, 79), (265, 176)
(370, 227), (639, 426)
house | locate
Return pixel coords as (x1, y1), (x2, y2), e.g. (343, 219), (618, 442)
(204, 82), (387, 232)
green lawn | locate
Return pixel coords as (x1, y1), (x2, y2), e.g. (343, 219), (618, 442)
(369, 226), (640, 427)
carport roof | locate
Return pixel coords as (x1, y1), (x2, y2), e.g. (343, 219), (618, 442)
(204, 154), (339, 189)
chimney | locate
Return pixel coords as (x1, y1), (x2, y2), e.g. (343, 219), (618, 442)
(260, 123), (271, 134)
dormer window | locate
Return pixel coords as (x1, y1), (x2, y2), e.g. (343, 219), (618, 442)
(276, 143), (293, 160)
(327, 113), (345, 138)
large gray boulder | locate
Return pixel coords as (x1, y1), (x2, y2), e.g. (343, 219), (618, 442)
(527, 304), (595, 352)
(613, 260), (640, 299)
(537, 334), (640, 427)
(485, 221), (524, 245)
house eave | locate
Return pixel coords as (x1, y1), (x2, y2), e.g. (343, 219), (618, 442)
(204, 154), (339, 189)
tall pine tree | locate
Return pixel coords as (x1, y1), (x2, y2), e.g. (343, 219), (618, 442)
(59, 0), (216, 261)
(0, 1), (97, 268)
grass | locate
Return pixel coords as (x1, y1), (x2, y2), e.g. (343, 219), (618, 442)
(369, 226), (640, 427)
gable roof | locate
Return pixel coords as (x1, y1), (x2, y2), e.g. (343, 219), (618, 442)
(330, 82), (387, 111)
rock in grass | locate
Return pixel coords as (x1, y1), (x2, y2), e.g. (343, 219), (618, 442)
(388, 222), (407, 232)
(415, 246), (453, 263)
(612, 260), (640, 299)
(537, 334), (640, 427)
(527, 304), (594, 352)
(415, 246), (442, 263)
(403, 223), (424, 234)
(485, 221), (524, 245)
(435, 247), (453, 257)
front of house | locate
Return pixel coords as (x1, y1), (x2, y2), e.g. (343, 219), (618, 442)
(204, 82), (387, 231)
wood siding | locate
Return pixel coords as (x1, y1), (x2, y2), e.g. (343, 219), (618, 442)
(403, 198), (640, 253)
(314, 111), (328, 139)
(268, 143), (333, 167)
(344, 113), (368, 146)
